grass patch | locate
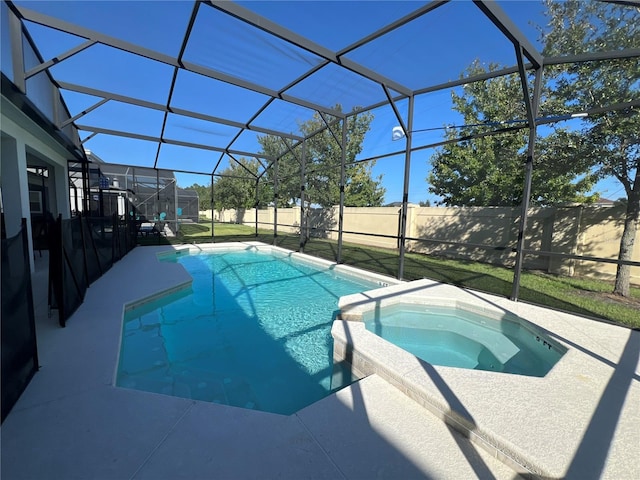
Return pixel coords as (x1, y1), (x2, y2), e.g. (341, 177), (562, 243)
(177, 223), (210, 235)
(140, 221), (640, 328)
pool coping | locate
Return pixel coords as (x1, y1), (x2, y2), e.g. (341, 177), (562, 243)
(333, 278), (640, 479)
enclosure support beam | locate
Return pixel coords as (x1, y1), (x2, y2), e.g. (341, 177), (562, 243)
(60, 98), (109, 129)
(15, 4), (342, 119)
(59, 81), (301, 145)
(155, 169), (161, 245)
(544, 48), (640, 66)
(208, 0), (413, 96)
(511, 49), (543, 301)
(398, 95), (415, 280)
(253, 178), (258, 237)
(81, 160), (91, 214)
(474, 1), (543, 69)
(154, 1), (200, 170)
(173, 176), (178, 237)
(383, 84), (413, 280)
(337, 118), (347, 264)
(273, 157), (278, 246)
(211, 174), (215, 241)
(8, 6), (25, 93)
(299, 141), (307, 252)
(227, 152), (259, 179)
(25, 40), (97, 80)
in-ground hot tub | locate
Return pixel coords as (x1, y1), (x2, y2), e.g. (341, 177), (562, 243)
(332, 280), (576, 477)
(362, 302), (566, 377)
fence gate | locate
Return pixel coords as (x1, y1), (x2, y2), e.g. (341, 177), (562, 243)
(1, 219), (39, 422)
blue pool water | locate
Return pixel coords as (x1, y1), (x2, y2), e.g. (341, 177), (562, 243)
(117, 249), (378, 414)
(363, 304), (565, 377)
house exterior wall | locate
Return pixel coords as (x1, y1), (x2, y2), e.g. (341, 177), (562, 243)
(1, 96), (73, 271)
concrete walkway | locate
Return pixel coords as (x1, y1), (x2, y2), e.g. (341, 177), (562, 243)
(1, 245), (638, 479)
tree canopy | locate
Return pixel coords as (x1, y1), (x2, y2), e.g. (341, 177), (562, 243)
(427, 61), (597, 207)
(185, 183), (212, 211)
(541, 0), (639, 295)
(427, 0), (639, 295)
(258, 106), (385, 208)
(212, 158), (263, 211)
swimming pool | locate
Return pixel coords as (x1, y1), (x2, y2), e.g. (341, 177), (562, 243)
(362, 303), (566, 377)
(116, 247), (384, 415)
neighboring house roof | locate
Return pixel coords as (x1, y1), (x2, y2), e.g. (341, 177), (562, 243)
(593, 197), (615, 206)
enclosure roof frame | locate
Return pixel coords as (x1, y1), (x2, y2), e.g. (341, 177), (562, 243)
(3, 0), (639, 175)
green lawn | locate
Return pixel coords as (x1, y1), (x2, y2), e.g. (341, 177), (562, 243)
(140, 221), (640, 328)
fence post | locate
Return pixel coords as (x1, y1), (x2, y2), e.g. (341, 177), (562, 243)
(48, 214), (66, 327)
(79, 212), (90, 288)
(20, 218), (39, 367)
(405, 204), (415, 253)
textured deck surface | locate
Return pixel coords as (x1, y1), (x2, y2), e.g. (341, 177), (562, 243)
(2, 244), (637, 479)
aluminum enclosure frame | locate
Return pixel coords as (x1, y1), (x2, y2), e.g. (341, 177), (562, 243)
(3, 0), (639, 300)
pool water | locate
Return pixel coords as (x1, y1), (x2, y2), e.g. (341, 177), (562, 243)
(363, 304), (565, 377)
(117, 249), (378, 414)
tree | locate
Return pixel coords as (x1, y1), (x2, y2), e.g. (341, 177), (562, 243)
(427, 61), (597, 207)
(258, 106), (385, 208)
(344, 162), (385, 207)
(254, 134), (301, 208)
(428, 0), (639, 296)
(541, 0), (639, 296)
(186, 183), (212, 211)
(213, 158), (261, 213)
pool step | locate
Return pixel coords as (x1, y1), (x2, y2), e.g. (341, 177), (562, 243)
(296, 374), (520, 479)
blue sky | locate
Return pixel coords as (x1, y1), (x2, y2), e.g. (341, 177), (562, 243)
(13, 0), (626, 204)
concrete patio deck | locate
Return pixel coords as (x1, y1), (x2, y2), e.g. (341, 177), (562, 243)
(334, 280), (640, 479)
(1, 244), (638, 479)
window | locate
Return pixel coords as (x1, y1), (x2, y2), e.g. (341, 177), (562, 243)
(29, 190), (42, 213)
